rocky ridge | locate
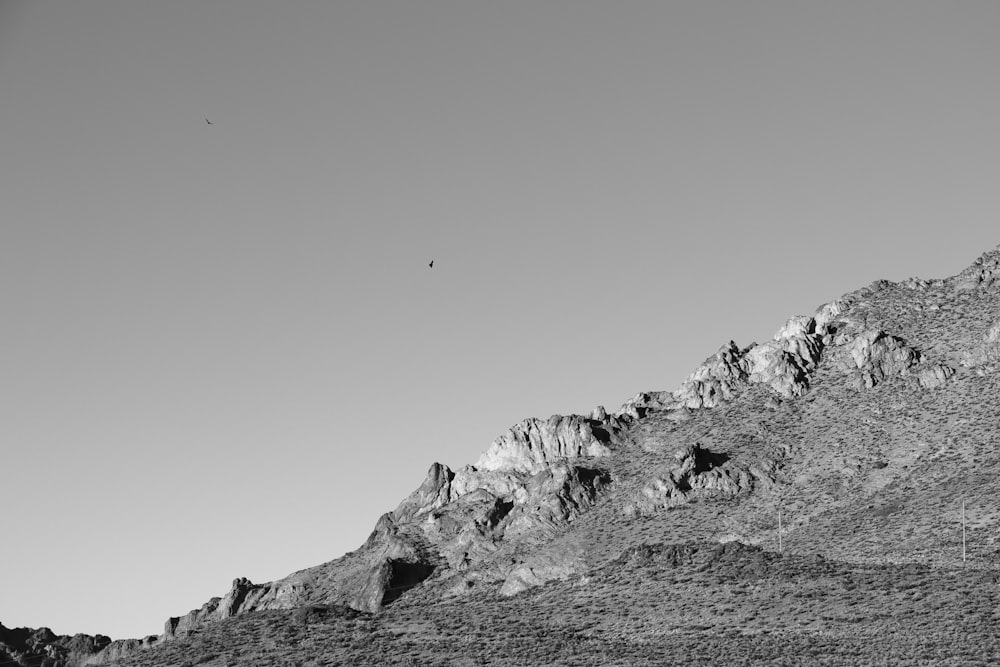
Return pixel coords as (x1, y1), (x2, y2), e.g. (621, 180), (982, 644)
(7, 245), (1000, 667)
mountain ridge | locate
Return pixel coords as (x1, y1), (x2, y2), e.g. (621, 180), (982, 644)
(6, 244), (1000, 666)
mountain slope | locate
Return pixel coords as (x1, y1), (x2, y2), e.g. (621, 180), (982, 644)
(7, 246), (1000, 666)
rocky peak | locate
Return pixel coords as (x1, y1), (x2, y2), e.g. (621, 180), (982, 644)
(955, 244), (1000, 289)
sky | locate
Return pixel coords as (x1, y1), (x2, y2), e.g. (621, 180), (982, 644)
(2, 1), (999, 640)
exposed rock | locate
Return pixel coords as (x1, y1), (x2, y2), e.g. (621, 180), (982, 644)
(813, 298), (850, 331)
(157, 574), (313, 645)
(400, 461), (609, 574)
(347, 516), (441, 612)
(163, 596), (221, 640)
(220, 577), (264, 619)
(475, 414), (614, 473)
(658, 315), (828, 411)
(847, 330), (921, 389)
(624, 444), (777, 516)
(0, 623), (114, 667)
(84, 637), (158, 665)
(502, 465), (610, 536)
(393, 462), (455, 521)
(449, 466), (527, 504)
(955, 246), (1000, 289)
(616, 390), (676, 419)
(500, 558), (580, 596)
(961, 318), (1000, 368)
(358, 558), (437, 607)
(672, 341), (749, 409)
(916, 364), (955, 389)
(743, 316), (824, 398)
(900, 277), (932, 290)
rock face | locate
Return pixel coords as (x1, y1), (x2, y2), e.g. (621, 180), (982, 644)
(386, 459), (610, 572)
(625, 444), (778, 517)
(672, 341), (750, 409)
(624, 314), (828, 416)
(846, 330), (921, 389)
(743, 315), (825, 398)
(474, 414), (616, 473)
(0, 623), (115, 667)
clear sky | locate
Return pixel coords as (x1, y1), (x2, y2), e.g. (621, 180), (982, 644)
(2, 1), (998, 640)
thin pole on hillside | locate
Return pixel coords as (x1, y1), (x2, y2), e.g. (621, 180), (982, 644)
(962, 499), (967, 564)
(778, 508), (783, 554)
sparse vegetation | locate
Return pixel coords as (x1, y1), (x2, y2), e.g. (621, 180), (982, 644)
(92, 543), (1000, 666)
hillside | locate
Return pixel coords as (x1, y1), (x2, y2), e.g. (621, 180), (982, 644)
(6, 246), (1000, 666)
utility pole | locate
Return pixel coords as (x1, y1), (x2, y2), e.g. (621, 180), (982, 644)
(962, 499), (967, 564)
(778, 508), (783, 554)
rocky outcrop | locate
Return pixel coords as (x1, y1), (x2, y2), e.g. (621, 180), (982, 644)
(475, 414), (615, 473)
(961, 318), (1000, 369)
(156, 574), (312, 645)
(354, 557), (437, 607)
(955, 247), (1000, 289)
(916, 364), (955, 389)
(83, 637), (159, 665)
(616, 300), (862, 420)
(616, 391), (678, 420)
(391, 460), (610, 573)
(846, 330), (922, 389)
(743, 316), (825, 398)
(393, 462), (456, 521)
(841, 329), (955, 390)
(500, 553), (583, 597)
(350, 516), (441, 611)
(640, 314), (828, 412)
(624, 444), (777, 517)
(0, 623), (115, 667)
(672, 341), (750, 409)
(162, 596), (220, 640)
(502, 464), (610, 535)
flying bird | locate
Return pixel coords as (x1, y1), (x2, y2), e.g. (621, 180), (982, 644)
(205, 118), (213, 125)
(429, 260), (434, 268)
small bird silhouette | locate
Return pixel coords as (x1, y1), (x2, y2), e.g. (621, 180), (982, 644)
(205, 118), (213, 125)
(429, 260), (434, 268)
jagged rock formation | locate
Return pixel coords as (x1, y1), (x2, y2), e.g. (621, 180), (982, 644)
(0, 623), (115, 667)
(17, 244), (1000, 667)
(624, 443), (778, 517)
(620, 314), (828, 416)
(474, 413), (618, 473)
(845, 329), (921, 388)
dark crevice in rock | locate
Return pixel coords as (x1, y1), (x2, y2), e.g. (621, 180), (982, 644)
(382, 560), (436, 605)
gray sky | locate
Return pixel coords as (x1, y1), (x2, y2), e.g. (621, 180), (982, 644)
(2, 1), (998, 639)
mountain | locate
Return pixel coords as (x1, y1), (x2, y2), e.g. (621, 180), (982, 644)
(6, 246), (1000, 666)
